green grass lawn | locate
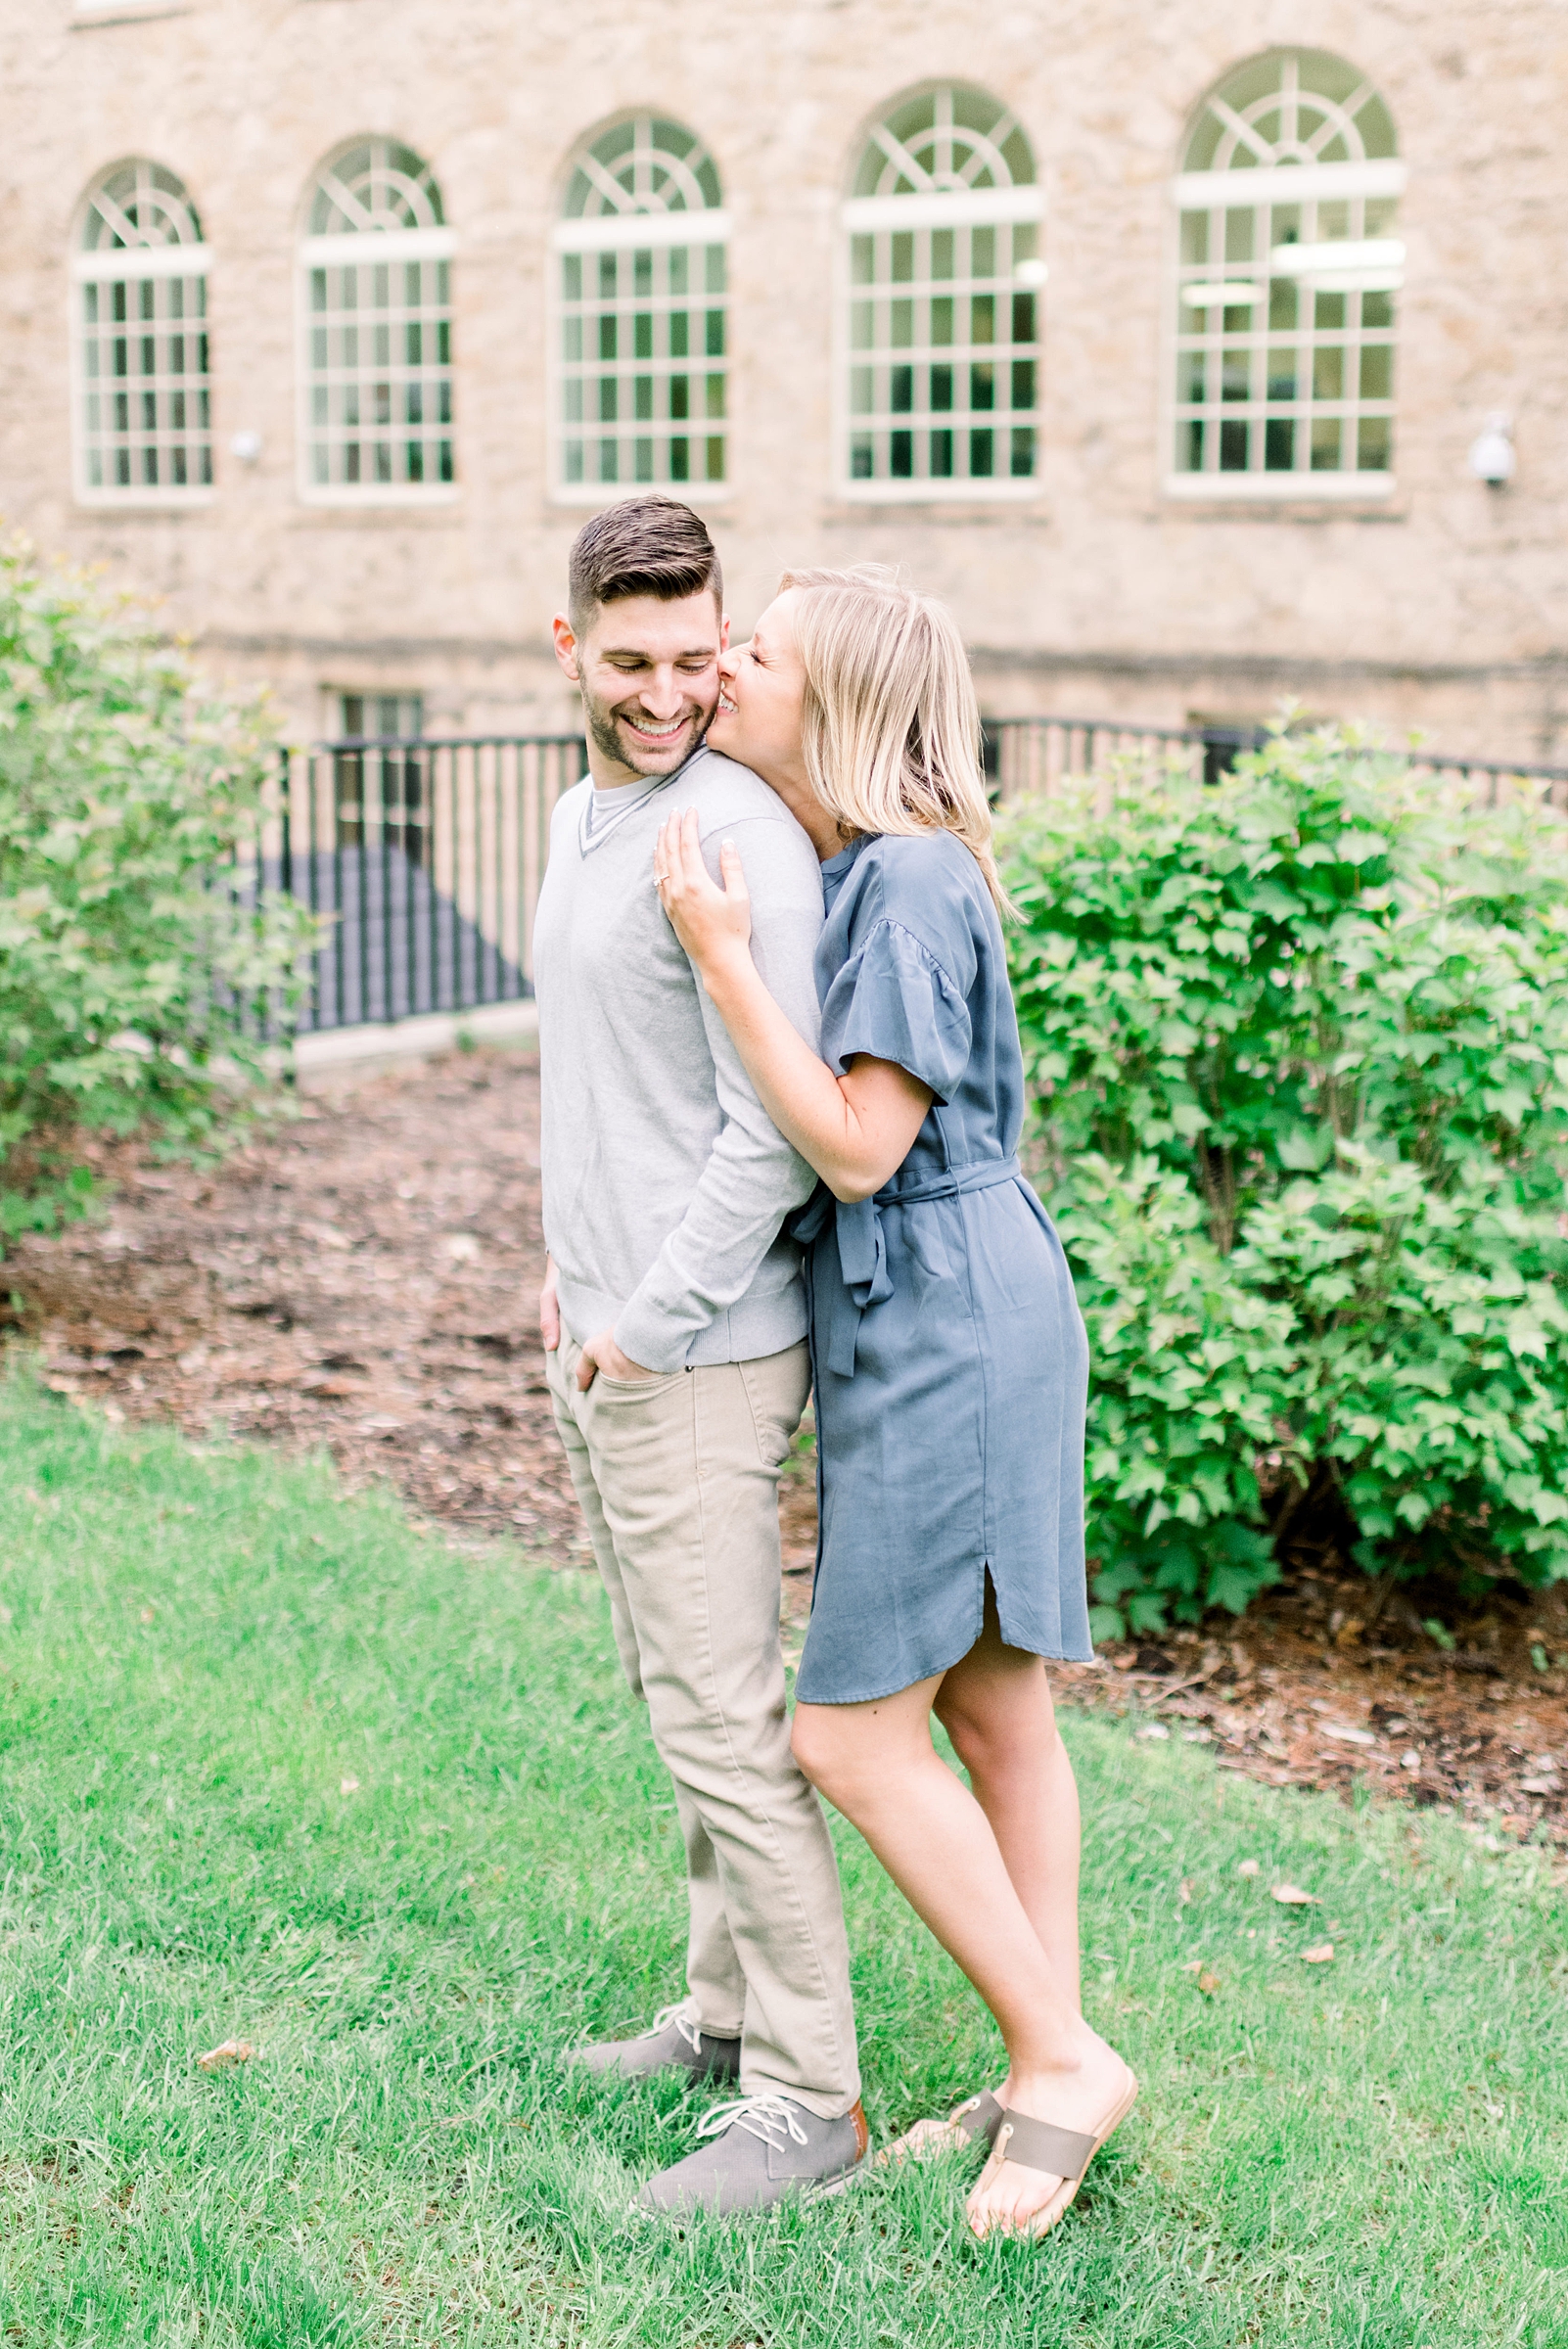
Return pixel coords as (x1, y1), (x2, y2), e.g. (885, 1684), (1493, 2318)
(0, 1378), (1563, 2348)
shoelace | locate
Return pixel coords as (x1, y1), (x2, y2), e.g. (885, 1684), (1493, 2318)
(695, 2095), (809, 2148)
(651, 2002), (704, 2056)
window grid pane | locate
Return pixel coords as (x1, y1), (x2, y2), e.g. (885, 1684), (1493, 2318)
(560, 243), (725, 487)
(80, 272), (212, 492)
(1174, 54), (1399, 484)
(848, 222), (1038, 485)
(1174, 190), (1396, 480)
(557, 117), (726, 493)
(305, 257), (454, 488)
(333, 693), (429, 858)
(76, 160), (209, 498)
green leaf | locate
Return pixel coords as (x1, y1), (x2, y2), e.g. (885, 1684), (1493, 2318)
(1276, 1127), (1333, 1172)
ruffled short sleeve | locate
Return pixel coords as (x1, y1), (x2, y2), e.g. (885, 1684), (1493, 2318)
(818, 917), (973, 1103)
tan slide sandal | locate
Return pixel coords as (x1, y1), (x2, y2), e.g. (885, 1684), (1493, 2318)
(971, 2069), (1139, 2239)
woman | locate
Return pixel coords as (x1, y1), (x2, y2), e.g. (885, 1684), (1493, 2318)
(653, 566), (1135, 2241)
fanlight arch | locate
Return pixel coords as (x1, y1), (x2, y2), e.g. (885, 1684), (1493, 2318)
(73, 160), (210, 499)
(840, 86), (1042, 498)
(554, 116), (729, 497)
(853, 84), (1036, 201)
(1170, 52), (1403, 495)
(300, 138), (455, 497)
(308, 138), (445, 238)
(82, 159), (205, 252)
(1181, 50), (1396, 175)
(564, 115), (722, 220)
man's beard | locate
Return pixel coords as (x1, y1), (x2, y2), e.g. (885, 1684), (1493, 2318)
(583, 689), (709, 777)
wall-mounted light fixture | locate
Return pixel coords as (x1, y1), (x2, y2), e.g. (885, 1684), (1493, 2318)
(230, 430), (263, 465)
(1467, 412), (1515, 488)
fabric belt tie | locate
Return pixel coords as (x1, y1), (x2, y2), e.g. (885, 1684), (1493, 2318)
(796, 1155), (1032, 1379)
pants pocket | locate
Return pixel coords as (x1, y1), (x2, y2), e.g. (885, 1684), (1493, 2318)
(593, 1369), (684, 1401)
(738, 1346), (810, 1471)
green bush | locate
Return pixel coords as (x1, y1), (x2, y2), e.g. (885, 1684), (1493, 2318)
(1002, 727), (1568, 1637)
(0, 536), (315, 1245)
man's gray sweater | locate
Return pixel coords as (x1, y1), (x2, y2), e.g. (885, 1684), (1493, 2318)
(532, 744), (824, 1374)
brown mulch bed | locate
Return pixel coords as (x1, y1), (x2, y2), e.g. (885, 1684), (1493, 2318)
(4, 1043), (1565, 1845)
(1053, 1620), (1568, 1852)
(2, 1050), (584, 1562)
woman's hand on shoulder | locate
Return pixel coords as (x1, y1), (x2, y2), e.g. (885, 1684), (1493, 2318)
(656, 806), (753, 978)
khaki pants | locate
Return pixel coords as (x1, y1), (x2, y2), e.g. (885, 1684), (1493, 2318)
(546, 1332), (859, 2118)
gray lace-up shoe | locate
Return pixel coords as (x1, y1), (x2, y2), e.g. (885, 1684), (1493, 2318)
(566, 2003), (741, 2085)
(634, 2094), (870, 2215)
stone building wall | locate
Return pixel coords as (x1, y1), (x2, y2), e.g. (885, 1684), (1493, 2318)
(0, 0), (1563, 760)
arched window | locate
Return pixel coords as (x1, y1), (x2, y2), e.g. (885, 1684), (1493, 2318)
(1171, 52), (1403, 495)
(554, 116), (728, 496)
(300, 139), (455, 498)
(841, 87), (1043, 498)
(73, 161), (210, 500)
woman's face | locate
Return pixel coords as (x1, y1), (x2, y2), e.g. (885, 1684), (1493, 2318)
(706, 591), (807, 785)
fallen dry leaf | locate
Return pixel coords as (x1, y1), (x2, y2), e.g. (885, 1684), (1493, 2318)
(197, 2039), (255, 2070)
(1236, 1859), (1261, 1877)
(1197, 1971), (1221, 1996)
(1302, 1943), (1335, 1965)
(340, 1773), (361, 1796)
(1271, 1883), (1319, 1906)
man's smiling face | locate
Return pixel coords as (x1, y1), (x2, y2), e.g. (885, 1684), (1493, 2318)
(553, 590), (727, 786)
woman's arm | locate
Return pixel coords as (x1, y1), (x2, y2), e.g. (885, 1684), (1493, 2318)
(656, 807), (932, 1204)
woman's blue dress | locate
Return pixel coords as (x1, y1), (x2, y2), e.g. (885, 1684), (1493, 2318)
(794, 830), (1092, 1705)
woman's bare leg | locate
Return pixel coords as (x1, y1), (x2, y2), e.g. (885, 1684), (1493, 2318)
(792, 1663), (1131, 2237)
(935, 1598), (1083, 2012)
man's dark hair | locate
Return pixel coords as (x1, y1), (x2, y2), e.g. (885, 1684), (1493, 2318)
(567, 495), (722, 638)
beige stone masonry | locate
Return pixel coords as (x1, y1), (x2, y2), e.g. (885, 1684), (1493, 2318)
(0, 1), (1561, 761)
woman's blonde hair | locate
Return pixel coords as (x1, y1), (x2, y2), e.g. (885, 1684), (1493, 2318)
(777, 564), (1012, 918)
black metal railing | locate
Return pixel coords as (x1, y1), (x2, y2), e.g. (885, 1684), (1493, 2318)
(254, 721), (1568, 1036)
(982, 714), (1568, 807)
(261, 733), (585, 1032)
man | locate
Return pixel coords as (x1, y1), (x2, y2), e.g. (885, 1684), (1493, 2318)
(532, 495), (864, 2213)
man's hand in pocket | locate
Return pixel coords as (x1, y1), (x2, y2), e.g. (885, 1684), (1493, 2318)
(576, 1329), (657, 1392)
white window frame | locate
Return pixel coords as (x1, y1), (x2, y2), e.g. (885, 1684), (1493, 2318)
(835, 88), (1045, 504)
(71, 161), (213, 509)
(1165, 54), (1405, 502)
(330, 689), (427, 742)
(327, 690), (430, 858)
(550, 116), (731, 507)
(297, 141), (458, 509)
